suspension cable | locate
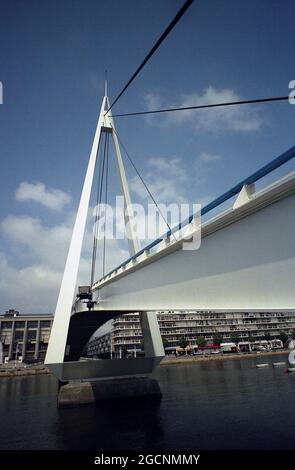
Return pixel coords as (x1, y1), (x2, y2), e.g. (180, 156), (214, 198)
(105, 0), (194, 114)
(111, 125), (176, 239)
(90, 133), (104, 286)
(90, 131), (108, 286)
(112, 95), (289, 118)
(102, 133), (110, 277)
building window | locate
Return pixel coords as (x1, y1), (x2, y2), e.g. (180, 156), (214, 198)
(40, 320), (51, 328)
(14, 331), (24, 341)
(1, 321), (12, 329)
(1, 333), (12, 344)
(27, 330), (37, 340)
(27, 321), (38, 328)
(15, 321), (25, 328)
(40, 332), (49, 343)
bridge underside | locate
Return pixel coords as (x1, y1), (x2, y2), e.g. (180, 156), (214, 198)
(47, 310), (162, 382)
(64, 310), (121, 362)
(47, 310), (163, 382)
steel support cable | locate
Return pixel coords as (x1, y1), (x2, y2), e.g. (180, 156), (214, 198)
(94, 132), (109, 279)
(111, 125), (177, 240)
(102, 133), (110, 277)
(90, 132), (108, 286)
(90, 132), (104, 286)
(105, 0), (194, 114)
(112, 95), (289, 118)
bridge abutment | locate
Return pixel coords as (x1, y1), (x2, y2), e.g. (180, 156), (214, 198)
(57, 376), (162, 408)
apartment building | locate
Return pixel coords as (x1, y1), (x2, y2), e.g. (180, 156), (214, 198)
(86, 310), (295, 357)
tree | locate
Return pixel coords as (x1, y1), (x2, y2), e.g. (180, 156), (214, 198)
(162, 337), (169, 349)
(279, 331), (288, 346)
(213, 333), (223, 346)
(230, 334), (239, 344)
(178, 336), (189, 349)
(247, 333), (254, 343)
(264, 332), (271, 341)
(196, 337), (207, 348)
(120, 345), (128, 358)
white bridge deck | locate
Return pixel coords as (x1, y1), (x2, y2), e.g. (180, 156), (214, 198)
(90, 172), (295, 312)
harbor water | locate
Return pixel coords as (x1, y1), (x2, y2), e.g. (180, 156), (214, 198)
(0, 354), (294, 450)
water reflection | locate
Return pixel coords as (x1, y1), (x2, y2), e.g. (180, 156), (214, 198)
(57, 398), (164, 450)
(1, 354), (295, 450)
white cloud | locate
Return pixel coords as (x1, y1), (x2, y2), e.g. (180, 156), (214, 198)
(15, 181), (71, 211)
(128, 153), (219, 239)
(199, 152), (222, 162)
(1, 214), (73, 270)
(0, 251), (63, 313)
(0, 209), (128, 313)
(144, 92), (161, 111)
(130, 156), (188, 204)
(145, 86), (263, 132)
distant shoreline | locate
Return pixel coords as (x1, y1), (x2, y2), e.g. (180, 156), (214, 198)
(0, 350), (291, 378)
(160, 349), (290, 366)
(0, 366), (50, 378)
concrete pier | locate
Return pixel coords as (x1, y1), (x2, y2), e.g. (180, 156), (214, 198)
(58, 376), (162, 407)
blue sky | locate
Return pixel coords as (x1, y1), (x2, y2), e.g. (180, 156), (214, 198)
(0, 0), (294, 313)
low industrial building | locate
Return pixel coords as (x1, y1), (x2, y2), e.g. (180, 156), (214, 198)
(0, 309), (53, 364)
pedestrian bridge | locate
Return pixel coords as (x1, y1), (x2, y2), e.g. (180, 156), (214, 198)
(45, 94), (295, 382)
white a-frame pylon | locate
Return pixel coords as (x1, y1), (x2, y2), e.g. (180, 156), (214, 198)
(45, 91), (164, 373)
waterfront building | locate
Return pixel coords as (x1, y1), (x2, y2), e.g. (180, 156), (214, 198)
(86, 331), (112, 359)
(86, 310), (295, 358)
(0, 309), (53, 363)
(1, 308), (294, 363)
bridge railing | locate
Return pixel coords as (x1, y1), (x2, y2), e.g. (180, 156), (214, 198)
(94, 144), (295, 285)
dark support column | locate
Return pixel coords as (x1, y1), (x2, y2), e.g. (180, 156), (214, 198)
(22, 321), (28, 362)
(8, 321), (15, 361)
(34, 321), (41, 361)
